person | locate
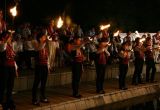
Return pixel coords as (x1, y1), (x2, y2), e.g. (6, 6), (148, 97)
(76, 25), (84, 38)
(0, 31), (18, 110)
(47, 20), (59, 72)
(13, 34), (24, 71)
(95, 40), (110, 94)
(144, 37), (156, 83)
(123, 31), (132, 44)
(88, 37), (97, 66)
(21, 23), (31, 40)
(32, 29), (49, 105)
(132, 38), (145, 85)
(47, 20), (56, 36)
(118, 42), (131, 90)
(24, 35), (35, 69)
(0, 10), (7, 34)
(71, 37), (84, 98)
(152, 31), (160, 63)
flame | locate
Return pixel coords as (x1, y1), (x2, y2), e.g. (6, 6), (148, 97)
(100, 24), (111, 30)
(10, 6), (17, 17)
(57, 16), (63, 28)
(114, 30), (120, 36)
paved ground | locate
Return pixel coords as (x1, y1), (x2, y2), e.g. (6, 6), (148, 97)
(13, 74), (160, 110)
(2, 62), (159, 110)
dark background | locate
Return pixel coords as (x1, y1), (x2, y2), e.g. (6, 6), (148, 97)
(1, 0), (160, 32)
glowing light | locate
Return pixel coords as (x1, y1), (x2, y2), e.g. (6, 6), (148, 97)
(66, 16), (72, 26)
(57, 16), (63, 28)
(114, 30), (120, 36)
(100, 24), (111, 30)
(10, 6), (17, 17)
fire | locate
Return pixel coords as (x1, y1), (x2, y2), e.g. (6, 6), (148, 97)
(100, 24), (111, 30)
(57, 16), (63, 28)
(114, 30), (120, 36)
(10, 6), (17, 17)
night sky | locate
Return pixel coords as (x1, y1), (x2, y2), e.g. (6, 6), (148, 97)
(1, 0), (160, 32)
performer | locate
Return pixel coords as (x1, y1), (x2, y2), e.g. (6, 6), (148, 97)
(0, 31), (17, 110)
(0, 10), (7, 34)
(132, 38), (145, 85)
(95, 40), (110, 94)
(144, 37), (156, 83)
(123, 31), (132, 44)
(152, 31), (160, 63)
(47, 20), (59, 72)
(32, 29), (49, 105)
(71, 37), (84, 98)
(118, 42), (131, 90)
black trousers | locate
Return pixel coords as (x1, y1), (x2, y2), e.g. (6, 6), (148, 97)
(72, 62), (82, 96)
(132, 59), (144, 84)
(146, 60), (156, 82)
(16, 52), (24, 70)
(32, 65), (48, 101)
(95, 64), (106, 92)
(25, 50), (35, 69)
(119, 64), (128, 88)
(0, 66), (16, 105)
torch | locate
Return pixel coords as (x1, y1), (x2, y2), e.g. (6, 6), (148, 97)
(113, 30), (120, 37)
(10, 6), (17, 25)
(100, 24), (111, 31)
(57, 16), (64, 29)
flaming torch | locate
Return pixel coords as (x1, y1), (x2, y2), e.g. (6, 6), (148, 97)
(113, 30), (120, 37)
(100, 24), (111, 30)
(10, 6), (17, 25)
(57, 16), (63, 28)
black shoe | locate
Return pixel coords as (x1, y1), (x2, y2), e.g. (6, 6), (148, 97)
(120, 87), (128, 90)
(2, 103), (8, 110)
(2, 103), (16, 110)
(32, 101), (40, 106)
(146, 80), (149, 83)
(150, 80), (157, 83)
(40, 98), (49, 103)
(97, 90), (105, 94)
(9, 104), (16, 110)
(132, 82), (138, 85)
(73, 94), (82, 98)
(139, 82), (145, 84)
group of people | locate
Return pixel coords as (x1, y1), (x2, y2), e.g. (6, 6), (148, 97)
(0, 9), (159, 110)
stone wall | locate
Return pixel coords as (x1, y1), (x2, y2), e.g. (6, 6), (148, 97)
(14, 63), (160, 91)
